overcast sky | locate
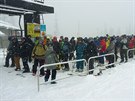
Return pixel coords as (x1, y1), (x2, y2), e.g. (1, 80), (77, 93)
(43, 0), (135, 38)
(0, 0), (134, 38)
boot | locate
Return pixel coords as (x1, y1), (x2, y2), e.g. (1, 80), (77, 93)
(44, 78), (48, 82)
(51, 81), (57, 84)
(4, 65), (9, 67)
(10, 64), (15, 67)
(15, 68), (21, 71)
(23, 69), (30, 73)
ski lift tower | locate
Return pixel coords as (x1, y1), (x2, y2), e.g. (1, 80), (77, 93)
(0, 0), (54, 37)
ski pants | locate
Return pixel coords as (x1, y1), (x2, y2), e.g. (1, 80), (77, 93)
(45, 69), (57, 81)
(99, 52), (105, 64)
(107, 54), (115, 67)
(22, 57), (29, 71)
(69, 52), (75, 60)
(128, 49), (134, 58)
(120, 49), (128, 62)
(5, 53), (14, 66)
(63, 53), (69, 69)
(14, 55), (20, 69)
(32, 58), (45, 75)
(76, 54), (84, 69)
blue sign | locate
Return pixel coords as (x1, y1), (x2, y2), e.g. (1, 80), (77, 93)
(40, 25), (46, 31)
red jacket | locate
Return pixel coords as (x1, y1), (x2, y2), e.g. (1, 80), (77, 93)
(100, 39), (106, 53)
(128, 39), (134, 49)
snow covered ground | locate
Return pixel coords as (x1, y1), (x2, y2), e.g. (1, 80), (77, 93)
(0, 49), (135, 101)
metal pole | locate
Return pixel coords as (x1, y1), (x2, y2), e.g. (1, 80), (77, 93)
(37, 66), (40, 92)
(19, 15), (23, 37)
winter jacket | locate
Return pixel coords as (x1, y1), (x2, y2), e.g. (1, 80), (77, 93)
(26, 37), (34, 49)
(7, 40), (14, 55)
(128, 39), (134, 49)
(43, 37), (47, 45)
(20, 41), (31, 58)
(12, 41), (20, 56)
(85, 41), (98, 60)
(44, 46), (58, 69)
(106, 40), (115, 53)
(53, 41), (60, 54)
(106, 39), (110, 49)
(62, 41), (71, 54)
(70, 38), (76, 52)
(121, 38), (128, 50)
(32, 44), (47, 59)
(99, 39), (106, 53)
(75, 42), (86, 59)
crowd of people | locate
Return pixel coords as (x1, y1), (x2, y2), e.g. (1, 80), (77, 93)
(3, 34), (135, 84)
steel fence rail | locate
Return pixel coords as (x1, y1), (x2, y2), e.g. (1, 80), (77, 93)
(127, 48), (135, 60)
(87, 53), (116, 73)
(36, 49), (135, 92)
(37, 59), (87, 92)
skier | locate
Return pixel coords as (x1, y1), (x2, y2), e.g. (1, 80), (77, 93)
(120, 35), (128, 63)
(128, 37), (134, 58)
(98, 37), (106, 65)
(20, 37), (30, 73)
(32, 39), (47, 76)
(106, 37), (116, 68)
(75, 37), (86, 72)
(26, 35), (34, 62)
(12, 37), (21, 71)
(62, 37), (71, 71)
(52, 36), (61, 70)
(4, 36), (15, 67)
(52, 36), (60, 57)
(85, 38), (98, 74)
(69, 37), (76, 60)
(44, 42), (58, 84)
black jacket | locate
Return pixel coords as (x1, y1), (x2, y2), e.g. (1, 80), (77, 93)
(85, 41), (97, 60)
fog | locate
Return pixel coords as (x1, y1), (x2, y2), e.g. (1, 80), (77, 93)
(0, 0), (134, 38)
(43, 0), (135, 37)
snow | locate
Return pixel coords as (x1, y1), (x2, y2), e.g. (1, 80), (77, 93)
(0, 31), (6, 36)
(0, 20), (19, 30)
(0, 48), (135, 101)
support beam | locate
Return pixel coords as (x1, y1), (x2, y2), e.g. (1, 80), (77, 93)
(1, 0), (54, 14)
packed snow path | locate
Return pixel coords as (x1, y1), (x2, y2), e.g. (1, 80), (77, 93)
(0, 53), (135, 101)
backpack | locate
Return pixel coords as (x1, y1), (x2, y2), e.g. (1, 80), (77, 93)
(33, 44), (47, 56)
(62, 43), (69, 52)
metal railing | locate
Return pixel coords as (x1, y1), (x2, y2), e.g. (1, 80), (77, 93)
(87, 53), (116, 73)
(36, 50), (135, 92)
(127, 48), (135, 60)
(37, 59), (87, 92)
